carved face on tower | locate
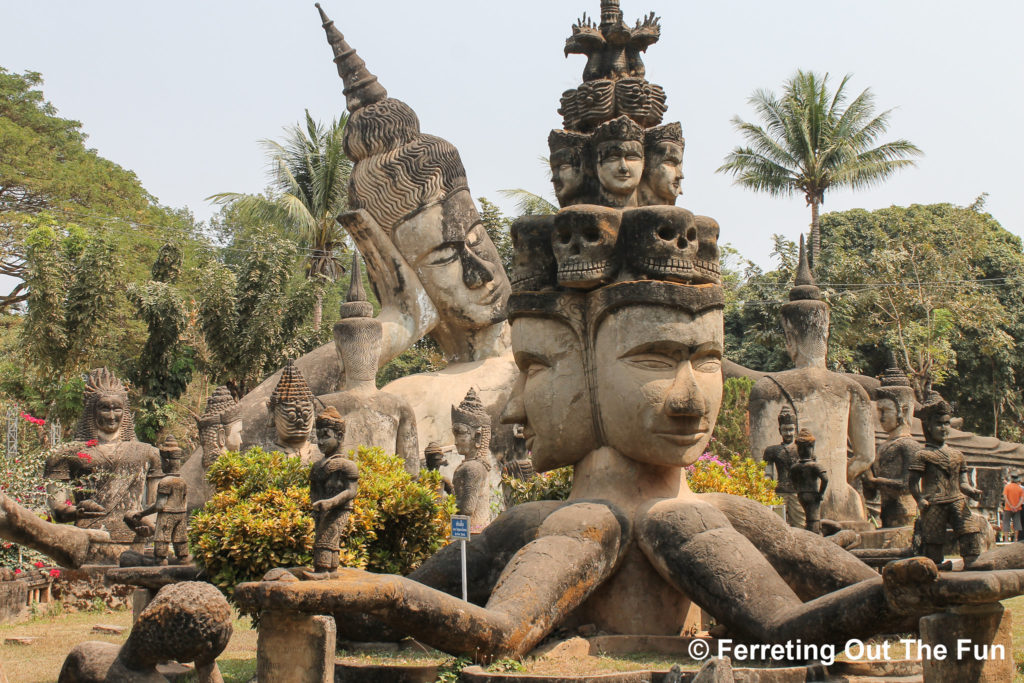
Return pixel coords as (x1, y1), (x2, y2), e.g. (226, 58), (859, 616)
(552, 206), (622, 289)
(510, 216), (557, 292)
(549, 130), (590, 207)
(592, 116), (645, 207)
(639, 123), (685, 206)
(267, 361), (316, 446)
(877, 399), (901, 433)
(593, 300), (723, 467)
(620, 207), (700, 283)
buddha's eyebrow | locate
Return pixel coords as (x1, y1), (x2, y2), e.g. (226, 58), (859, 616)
(514, 351), (551, 368)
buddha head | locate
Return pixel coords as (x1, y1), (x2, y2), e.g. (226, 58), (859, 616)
(158, 435), (185, 476)
(592, 116), (645, 207)
(315, 406), (346, 458)
(451, 388), (491, 462)
(916, 392), (953, 447)
(638, 122), (684, 206)
(334, 253), (382, 388)
(876, 355), (915, 436)
(267, 360), (316, 448)
(197, 386), (243, 467)
(424, 442), (448, 471)
(796, 428), (816, 462)
(74, 368), (134, 445)
(549, 130), (592, 207)
(777, 406), (797, 445)
(781, 236), (829, 369)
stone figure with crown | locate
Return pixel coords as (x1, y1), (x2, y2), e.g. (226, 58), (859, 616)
(451, 388), (496, 529)
(263, 360), (319, 464)
(317, 253), (419, 473)
(181, 386), (243, 512)
(126, 435), (190, 566)
(762, 406), (802, 527)
(238, 2), (1024, 665)
(307, 406), (359, 579)
(45, 368), (162, 544)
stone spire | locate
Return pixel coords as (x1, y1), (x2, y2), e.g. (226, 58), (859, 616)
(315, 3), (387, 112)
(339, 251), (373, 319)
(880, 350), (912, 388)
(451, 388), (489, 429)
(789, 235), (821, 302)
(268, 360), (315, 410)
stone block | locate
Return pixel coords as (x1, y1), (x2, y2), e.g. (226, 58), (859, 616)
(4, 636), (35, 645)
(0, 581), (27, 624)
(919, 603), (1013, 682)
(132, 587), (155, 624)
(91, 624), (127, 635)
(257, 609), (335, 683)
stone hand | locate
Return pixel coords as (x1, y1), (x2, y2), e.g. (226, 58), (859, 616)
(311, 499), (328, 513)
(964, 486), (982, 501)
(76, 499), (106, 519)
(918, 498), (931, 510)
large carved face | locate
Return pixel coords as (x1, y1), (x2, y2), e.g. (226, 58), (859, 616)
(272, 402), (314, 444)
(95, 395), (125, 437)
(392, 192), (511, 330)
(621, 207), (699, 283)
(550, 149), (585, 207)
(552, 206), (621, 289)
(503, 316), (596, 472)
(594, 304), (723, 467)
(640, 141), (684, 205)
(596, 140), (644, 198)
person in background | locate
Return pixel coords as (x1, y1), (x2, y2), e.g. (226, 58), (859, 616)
(1002, 473), (1024, 542)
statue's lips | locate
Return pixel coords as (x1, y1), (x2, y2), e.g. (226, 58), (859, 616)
(654, 431), (705, 446)
(522, 426), (536, 451)
(478, 285), (505, 306)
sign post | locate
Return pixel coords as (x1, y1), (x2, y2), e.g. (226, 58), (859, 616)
(450, 515), (471, 601)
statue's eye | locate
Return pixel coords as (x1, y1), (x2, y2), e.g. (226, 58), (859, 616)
(428, 246), (459, 266)
(624, 354), (674, 370)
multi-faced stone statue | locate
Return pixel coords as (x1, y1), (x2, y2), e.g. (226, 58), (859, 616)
(864, 358), (920, 528)
(318, 254), (420, 473)
(265, 360), (319, 464)
(549, 130), (593, 207)
(308, 407), (359, 579)
(552, 205), (622, 289)
(126, 435), (189, 566)
(790, 429), (829, 535)
(911, 392), (983, 566)
(749, 238), (874, 522)
(451, 388), (495, 529)
(762, 406), (802, 527)
(592, 116), (645, 208)
(638, 122), (684, 206)
(45, 368), (162, 543)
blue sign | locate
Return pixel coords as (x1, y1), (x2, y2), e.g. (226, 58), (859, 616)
(450, 515), (471, 540)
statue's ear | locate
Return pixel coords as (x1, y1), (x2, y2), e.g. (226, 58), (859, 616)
(473, 427), (484, 446)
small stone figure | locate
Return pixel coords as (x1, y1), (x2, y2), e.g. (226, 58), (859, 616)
(127, 436), (189, 566)
(911, 393), (983, 567)
(762, 406), (802, 527)
(308, 407), (359, 579)
(502, 425), (536, 482)
(451, 388), (494, 529)
(266, 359), (319, 464)
(790, 429), (829, 535)
(424, 442), (453, 496)
(864, 358), (920, 528)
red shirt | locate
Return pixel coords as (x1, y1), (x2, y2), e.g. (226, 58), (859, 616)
(1003, 482), (1024, 511)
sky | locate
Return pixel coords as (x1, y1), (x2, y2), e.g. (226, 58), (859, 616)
(2, 0), (1022, 272)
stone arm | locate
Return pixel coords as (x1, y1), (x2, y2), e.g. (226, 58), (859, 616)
(46, 481), (104, 522)
(960, 470), (982, 501)
(909, 470), (929, 509)
(312, 477), (359, 514)
(132, 490), (170, 520)
(846, 382), (876, 481)
(817, 468), (829, 498)
(1, 492), (110, 569)
(338, 210), (440, 369)
(396, 405), (420, 477)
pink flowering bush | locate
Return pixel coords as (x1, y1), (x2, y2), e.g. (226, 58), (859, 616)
(686, 451), (783, 506)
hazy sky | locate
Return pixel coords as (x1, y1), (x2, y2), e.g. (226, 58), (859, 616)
(2, 0), (1021, 270)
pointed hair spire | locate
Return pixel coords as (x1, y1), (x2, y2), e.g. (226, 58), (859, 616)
(315, 3), (387, 112)
(339, 250), (374, 319)
(789, 235), (821, 301)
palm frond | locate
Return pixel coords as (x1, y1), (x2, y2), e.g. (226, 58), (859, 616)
(499, 189), (558, 216)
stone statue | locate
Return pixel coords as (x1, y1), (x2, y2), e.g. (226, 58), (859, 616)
(864, 357), (920, 528)
(501, 428), (536, 483)
(911, 392), (983, 566)
(264, 360), (319, 464)
(749, 238), (875, 523)
(790, 429), (829, 535)
(308, 407), (359, 579)
(638, 122), (684, 206)
(45, 368), (162, 543)
(549, 130), (594, 208)
(451, 389), (495, 529)
(317, 253), (419, 473)
(182, 385), (242, 512)
(424, 442), (454, 496)
(762, 406), (802, 527)
(593, 116), (645, 208)
(126, 436), (189, 566)
(315, 406), (345, 459)
(237, 2), (1024, 663)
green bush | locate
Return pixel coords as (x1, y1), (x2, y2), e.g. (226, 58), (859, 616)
(189, 445), (454, 597)
(686, 452), (783, 506)
(502, 467), (573, 506)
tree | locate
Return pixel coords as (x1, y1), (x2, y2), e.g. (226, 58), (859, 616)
(717, 70), (922, 265)
(208, 111), (352, 330)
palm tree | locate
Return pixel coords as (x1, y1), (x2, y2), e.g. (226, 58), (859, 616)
(717, 70), (922, 267)
(208, 110), (352, 329)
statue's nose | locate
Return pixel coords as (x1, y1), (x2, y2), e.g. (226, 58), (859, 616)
(460, 246), (494, 289)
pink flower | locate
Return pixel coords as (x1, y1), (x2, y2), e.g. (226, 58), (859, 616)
(33, 561), (44, 568)
(19, 412), (45, 426)
(85, 439), (98, 447)
(76, 452), (93, 463)
(49, 569), (60, 578)
(13, 569), (20, 575)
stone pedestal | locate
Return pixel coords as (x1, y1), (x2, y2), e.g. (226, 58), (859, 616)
(919, 603), (1013, 682)
(132, 587), (155, 624)
(257, 609), (336, 683)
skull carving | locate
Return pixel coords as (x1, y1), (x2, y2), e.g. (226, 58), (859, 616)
(620, 206), (707, 284)
(510, 215), (557, 291)
(552, 205), (622, 290)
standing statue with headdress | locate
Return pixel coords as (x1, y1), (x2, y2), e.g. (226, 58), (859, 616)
(45, 368), (162, 543)
(451, 388), (495, 529)
(307, 406), (359, 579)
(864, 356), (921, 528)
(762, 406), (801, 527)
(790, 429), (829, 535)
(317, 253), (420, 473)
(264, 360), (319, 464)
(126, 435), (189, 566)
(912, 392), (983, 567)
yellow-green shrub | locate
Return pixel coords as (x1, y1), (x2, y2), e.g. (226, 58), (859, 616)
(501, 467), (573, 506)
(686, 453), (783, 506)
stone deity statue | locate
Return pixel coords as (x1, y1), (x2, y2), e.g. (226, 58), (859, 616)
(549, 130), (594, 208)
(424, 442), (454, 497)
(593, 116), (645, 208)
(451, 389), (495, 529)
(790, 429), (829, 535)
(911, 392), (983, 566)
(318, 254), (419, 473)
(749, 238), (874, 523)
(864, 358), (920, 528)
(127, 435), (189, 565)
(637, 122), (684, 206)
(762, 406), (802, 527)
(183, 386), (243, 512)
(308, 407), (359, 579)
(45, 368), (162, 543)
(264, 360), (319, 464)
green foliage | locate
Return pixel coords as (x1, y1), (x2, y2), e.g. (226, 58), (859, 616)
(709, 377), (754, 461)
(686, 453), (783, 506)
(437, 657), (473, 683)
(502, 467), (573, 506)
(206, 447), (311, 499)
(478, 197), (515, 275)
(376, 336), (447, 387)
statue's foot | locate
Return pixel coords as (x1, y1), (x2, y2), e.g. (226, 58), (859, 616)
(828, 529), (861, 550)
(938, 560), (954, 571)
(301, 569), (340, 581)
(262, 567), (301, 583)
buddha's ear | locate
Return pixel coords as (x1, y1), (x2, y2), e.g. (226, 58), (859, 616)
(473, 427), (484, 446)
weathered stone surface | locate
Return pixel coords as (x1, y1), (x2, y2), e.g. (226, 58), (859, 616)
(920, 603), (1012, 683)
(532, 636), (592, 660)
(452, 388), (499, 529)
(0, 580), (26, 624)
(460, 668), (651, 683)
(257, 610), (334, 683)
(261, 360), (319, 464)
(91, 624), (126, 635)
(184, 386), (242, 512)
(692, 658), (733, 683)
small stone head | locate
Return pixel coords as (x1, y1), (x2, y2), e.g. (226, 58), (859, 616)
(510, 215), (557, 291)
(875, 355), (915, 434)
(777, 406), (797, 444)
(267, 360), (315, 446)
(75, 368), (133, 444)
(424, 441), (448, 471)
(639, 122), (684, 206)
(549, 130), (592, 207)
(592, 116), (645, 207)
(158, 435), (184, 475)
(916, 392), (953, 446)
(619, 206), (699, 283)
(795, 428), (816, 461)
(552, 205), (622, 289)
(781, 237), (829, 369)
(316, 406), (346, 458)
(451, 388), (490, 460)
